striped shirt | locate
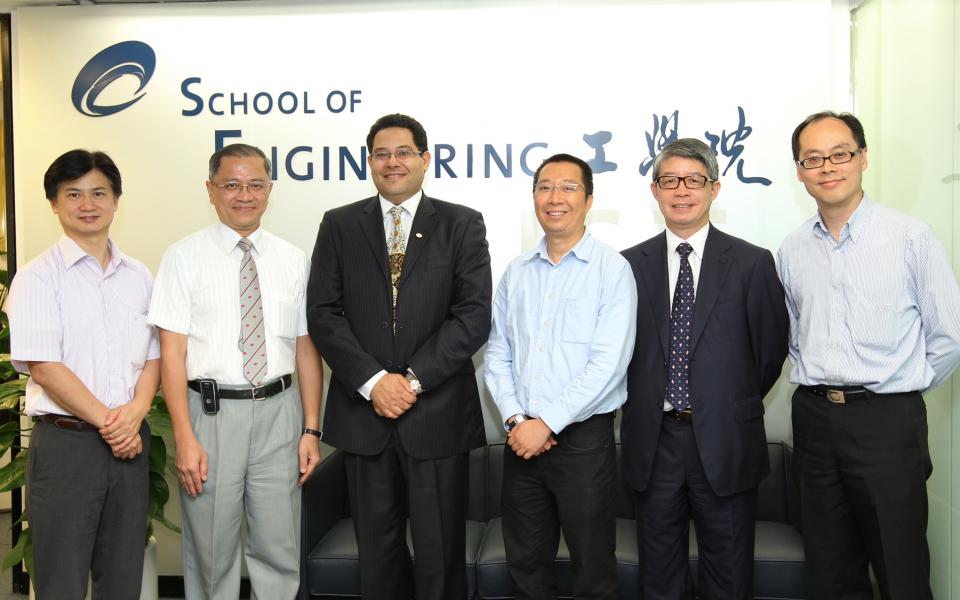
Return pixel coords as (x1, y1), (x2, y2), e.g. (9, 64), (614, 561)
(776, 195), (960, 393)
(148, 223), (309, 384)
(6, 236), (160, 416)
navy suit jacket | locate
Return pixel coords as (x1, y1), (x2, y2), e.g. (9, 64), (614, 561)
(620, 225), (788, 497)
(306, 195), (492, 460)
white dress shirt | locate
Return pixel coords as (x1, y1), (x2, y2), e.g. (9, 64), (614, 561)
(148, 224), (310, 384)
(357, 191), (423, 399)
(7, 236), (160, 416)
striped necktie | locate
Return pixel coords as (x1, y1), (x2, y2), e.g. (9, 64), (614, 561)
(238, 237), (266, 385)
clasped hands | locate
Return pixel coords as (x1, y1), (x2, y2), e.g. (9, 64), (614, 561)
(371, 373), (417, 419)
(508, 417), (557, 460)
(98, 404), (146, 460)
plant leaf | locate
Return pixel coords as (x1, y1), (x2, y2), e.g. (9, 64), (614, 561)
(0, 451), (27, 492)
(2, 527), (30, 573)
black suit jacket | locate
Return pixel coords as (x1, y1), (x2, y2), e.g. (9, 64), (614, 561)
(620, 225), (788, 497)
(306, 194), (492, 460)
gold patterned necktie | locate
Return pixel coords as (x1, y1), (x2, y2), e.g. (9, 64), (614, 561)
(387, 205), (406, 333)
(238, 238), (266, 385)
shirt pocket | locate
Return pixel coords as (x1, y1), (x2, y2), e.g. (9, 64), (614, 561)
(849, 268), (903, 351)
(128, 312), (154, 368)
(561, 298), (597, 344)
(264, 295), (300, 340)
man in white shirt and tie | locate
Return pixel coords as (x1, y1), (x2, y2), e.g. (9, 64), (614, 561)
(149, 143), (324, 600)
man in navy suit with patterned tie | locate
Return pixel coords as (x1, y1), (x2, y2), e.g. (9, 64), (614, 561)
(621, 138), (789, 599)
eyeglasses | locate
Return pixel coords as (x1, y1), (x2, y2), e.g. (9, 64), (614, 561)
(654, 175), (714, 189)
(534, 183), (584, 195)
(370, 149), (423, 163)
(797, 149), (863, 170)
(211, 181), (272, 195)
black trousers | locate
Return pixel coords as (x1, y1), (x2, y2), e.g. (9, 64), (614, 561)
(27, 420), (150, 600)
(502, 412), (618, 600)
(634, 417), (757, 600)
(344, 430), (469, 600)
(792, 387), (933, 600)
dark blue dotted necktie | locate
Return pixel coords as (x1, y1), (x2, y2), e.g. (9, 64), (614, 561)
(667, 242), (694, 411)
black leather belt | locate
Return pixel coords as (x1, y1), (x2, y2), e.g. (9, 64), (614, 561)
(36, 414), (98, 432)
(664, 408), (693, 424)
(188, 374), (292, 400)
(799, 384), (906, 404)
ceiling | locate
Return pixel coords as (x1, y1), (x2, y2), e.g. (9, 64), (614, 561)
(0, 0), (242, 7)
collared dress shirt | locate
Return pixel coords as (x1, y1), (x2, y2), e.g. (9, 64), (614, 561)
(148, 223), (309, 385)
(777, 195), (960, 393)
(7, 236), (160, 416)
(484, 232), (638, 434)
(663, 224), (709, 411)
(356, 191), (423, 400)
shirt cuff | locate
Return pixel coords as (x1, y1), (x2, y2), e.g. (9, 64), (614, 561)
(357, 370), (388, 401)
(537, 404), (572, 436)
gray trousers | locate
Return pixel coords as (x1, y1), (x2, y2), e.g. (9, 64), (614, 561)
(28, 420), (150, 600)
(181, 384), (303, 600)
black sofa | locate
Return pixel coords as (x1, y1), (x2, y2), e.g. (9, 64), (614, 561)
(300, 442), (805, 599)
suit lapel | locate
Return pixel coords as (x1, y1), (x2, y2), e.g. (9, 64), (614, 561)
(398, 195), (438, 287)
(690, 225), (732, 353)
(358, 196), (390, 283)
(637, 233), (671, 359)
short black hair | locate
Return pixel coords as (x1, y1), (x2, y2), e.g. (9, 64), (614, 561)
(43, 149), (122, 201)
(366, 113), (428, 154)
(791, 111), (867, 161)
(532, 153), (594, 197)
(208, 143), (272, 180)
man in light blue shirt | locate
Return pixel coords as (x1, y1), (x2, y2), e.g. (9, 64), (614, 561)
(778, 111), (960, 600)
(484, 153), (637, 599)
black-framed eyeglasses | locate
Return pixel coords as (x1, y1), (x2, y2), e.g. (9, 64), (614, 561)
(210, 181), (272, 195)
(797, 149), (863, 170)
(654, 175), (714, 190)
(533, 183), (584, 195)
(370, 149), (423, 163)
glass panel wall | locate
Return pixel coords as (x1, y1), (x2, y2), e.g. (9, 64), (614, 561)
(853, 0), (958, 596)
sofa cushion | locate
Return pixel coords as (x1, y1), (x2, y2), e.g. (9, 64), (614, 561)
(687, 520), (805, 600)
(305, 518), (486, 598)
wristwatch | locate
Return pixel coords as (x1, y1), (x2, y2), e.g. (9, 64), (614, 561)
(405, 370), (423, 395)
(506, 414), (532, 432)
(302, 427), (323, 440)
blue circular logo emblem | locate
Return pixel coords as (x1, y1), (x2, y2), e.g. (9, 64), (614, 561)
(71, 41), (156, 117)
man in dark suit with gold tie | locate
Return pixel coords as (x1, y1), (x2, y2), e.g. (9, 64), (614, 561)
(306, 113), (492, 599)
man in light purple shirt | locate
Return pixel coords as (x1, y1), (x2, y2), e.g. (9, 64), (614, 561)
(6, 149), (160, 599)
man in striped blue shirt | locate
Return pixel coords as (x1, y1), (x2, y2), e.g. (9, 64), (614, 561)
(777, 111), (960, 600)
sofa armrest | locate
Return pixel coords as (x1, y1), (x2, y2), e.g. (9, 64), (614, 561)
(300, 447), (347, 599)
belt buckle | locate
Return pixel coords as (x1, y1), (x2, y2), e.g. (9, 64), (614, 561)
(826, 389), (846, 404)
(250, 385), (267, 401)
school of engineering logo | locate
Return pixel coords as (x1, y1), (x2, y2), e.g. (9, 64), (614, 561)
(71, 40), (156, 117)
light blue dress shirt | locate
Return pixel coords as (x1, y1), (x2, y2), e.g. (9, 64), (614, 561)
(776, 195), (960, 393)
(484, 232), (638, 434)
